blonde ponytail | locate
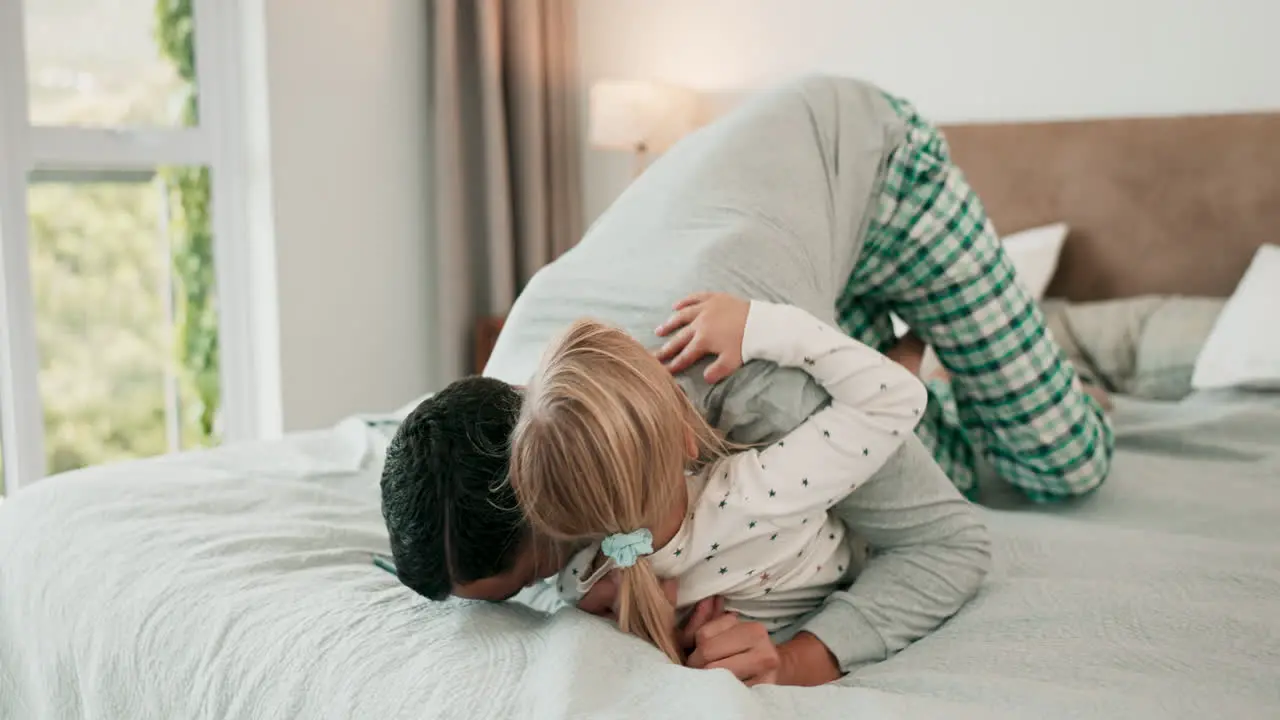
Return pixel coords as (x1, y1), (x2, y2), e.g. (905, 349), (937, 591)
(616, 560), (682, 663)
(509, 318), (733, 663)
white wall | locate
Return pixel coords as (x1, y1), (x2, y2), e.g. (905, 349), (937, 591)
(577, 0), (1280, 223)
(264, 0), (434, 431)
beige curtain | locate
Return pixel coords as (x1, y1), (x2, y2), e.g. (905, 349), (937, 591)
(431, 0), (584, 381)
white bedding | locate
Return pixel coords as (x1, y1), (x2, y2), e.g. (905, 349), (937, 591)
(2, 394), (1279, 720)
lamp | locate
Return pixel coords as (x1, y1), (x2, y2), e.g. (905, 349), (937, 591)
(588, 80), (698, 176)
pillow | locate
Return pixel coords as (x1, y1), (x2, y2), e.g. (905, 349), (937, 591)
(485, 77), (906, 444)
(1191, 244), (1280, 391)
(1131, 297), (1224, 400)
(1001, 222), (1070, 299)
(1040, 296), (1225, 401)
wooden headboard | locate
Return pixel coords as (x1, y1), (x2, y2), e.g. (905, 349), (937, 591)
(942, 112), (1280, 301)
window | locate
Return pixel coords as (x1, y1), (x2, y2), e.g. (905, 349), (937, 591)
(0, 0), (278, 494)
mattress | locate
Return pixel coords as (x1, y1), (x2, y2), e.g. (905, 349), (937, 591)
(2, 392), (1278, 720)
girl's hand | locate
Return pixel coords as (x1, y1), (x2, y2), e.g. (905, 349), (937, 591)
(655, 293), (750, 383)
(686, 612), (781, 686)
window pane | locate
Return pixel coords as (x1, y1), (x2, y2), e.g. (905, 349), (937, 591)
(24, 0), (198, 127)
(28, 168), (220, 475)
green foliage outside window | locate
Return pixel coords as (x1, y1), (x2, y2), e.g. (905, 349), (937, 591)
(2, 0), (220, 485)
(155, 0), (220, 441)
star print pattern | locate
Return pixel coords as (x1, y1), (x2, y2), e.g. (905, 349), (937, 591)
(551, 301), (924, 627)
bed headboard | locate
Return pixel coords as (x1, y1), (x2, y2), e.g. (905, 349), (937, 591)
(942, 112), (1280, 301)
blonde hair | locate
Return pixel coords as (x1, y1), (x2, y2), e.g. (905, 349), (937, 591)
(509, 319), (729, 663)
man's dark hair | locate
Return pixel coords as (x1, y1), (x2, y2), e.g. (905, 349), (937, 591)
(380, 376), (524, 600)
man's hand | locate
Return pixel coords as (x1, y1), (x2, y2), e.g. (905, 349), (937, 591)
(654, 292), (750, 383)
(686, 612), (780, 686)
(775, 631), (843, 686)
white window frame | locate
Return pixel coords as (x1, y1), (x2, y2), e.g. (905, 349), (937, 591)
(0, 0), (281, 492)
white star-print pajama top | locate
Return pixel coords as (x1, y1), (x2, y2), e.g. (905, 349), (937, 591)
(558, 300), (928, 630)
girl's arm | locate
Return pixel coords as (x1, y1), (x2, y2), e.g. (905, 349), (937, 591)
(658, 294), (987, 683)
(657, 295), (926, 515)
(726, 300), (927, 515)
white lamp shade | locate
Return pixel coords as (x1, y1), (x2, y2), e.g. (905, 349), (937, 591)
(588, 80), (698, 153)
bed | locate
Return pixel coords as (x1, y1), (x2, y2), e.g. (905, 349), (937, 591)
(3, 112), (1279, 720)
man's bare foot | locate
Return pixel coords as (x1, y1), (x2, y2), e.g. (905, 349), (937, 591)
(1083, 382), (1114, 412)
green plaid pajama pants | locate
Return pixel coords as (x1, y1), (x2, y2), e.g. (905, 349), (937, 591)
(836, 95), (1114, 502)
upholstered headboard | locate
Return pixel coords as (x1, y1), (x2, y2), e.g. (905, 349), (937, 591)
(942, 112), (1280, 301)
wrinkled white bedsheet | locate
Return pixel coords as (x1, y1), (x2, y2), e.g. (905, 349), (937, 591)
(2, 393), (1278, 719)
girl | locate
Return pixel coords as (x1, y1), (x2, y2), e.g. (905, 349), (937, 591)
(508, 293), (926, 663)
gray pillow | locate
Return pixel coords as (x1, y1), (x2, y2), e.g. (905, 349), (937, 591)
(484, 76), (904, 443)
(1041, 296), (1225, 402)
(1132, 297), (1224, 400)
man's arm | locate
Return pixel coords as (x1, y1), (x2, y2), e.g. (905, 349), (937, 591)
(780, 435), (991, 683)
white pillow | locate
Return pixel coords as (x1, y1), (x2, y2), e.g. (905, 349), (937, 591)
(1001, 222), (1070, 299)
(895, 223), (1069, 377)
(1191, 244), (1280, 391)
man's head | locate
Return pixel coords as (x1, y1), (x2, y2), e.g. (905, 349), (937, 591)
(380, 376), (561, 602)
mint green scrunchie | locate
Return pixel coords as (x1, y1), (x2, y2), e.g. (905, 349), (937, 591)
(601, 528), (654, 568)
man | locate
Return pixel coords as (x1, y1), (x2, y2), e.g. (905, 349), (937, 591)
(382, 75), (1111, 684)
(382, 375), (992, 685)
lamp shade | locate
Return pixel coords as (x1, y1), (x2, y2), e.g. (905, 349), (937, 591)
(588, 80), (698, 153)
